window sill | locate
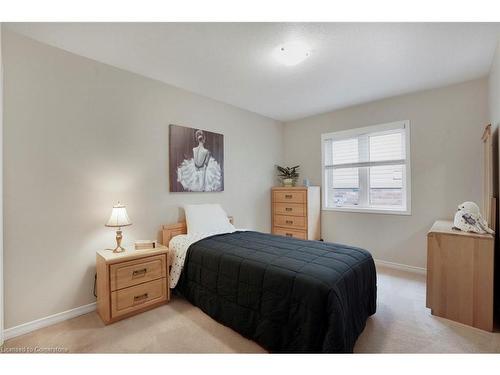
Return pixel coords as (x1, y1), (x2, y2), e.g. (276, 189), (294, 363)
(322, 206), (411, 216)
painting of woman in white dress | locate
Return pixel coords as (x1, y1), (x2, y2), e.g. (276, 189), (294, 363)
(169, 125), (224, 192)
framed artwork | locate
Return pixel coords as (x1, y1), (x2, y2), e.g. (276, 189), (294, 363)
(169, 124), (224, 192)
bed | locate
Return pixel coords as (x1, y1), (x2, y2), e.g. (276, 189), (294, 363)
(161, 213), (376, 353)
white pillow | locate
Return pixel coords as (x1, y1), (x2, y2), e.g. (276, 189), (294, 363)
(184, 204), (235, 236)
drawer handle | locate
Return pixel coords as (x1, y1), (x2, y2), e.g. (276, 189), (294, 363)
(285, 233), (293, 237)
(285, 207), (292, 212)
(286, 220), (293, 224)
(132, 268), (147, 277)
(134, 293), (149, 302)
(285, 194), (293, 199)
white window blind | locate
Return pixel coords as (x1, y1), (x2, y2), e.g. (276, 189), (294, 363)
(321, 121), (411, 214)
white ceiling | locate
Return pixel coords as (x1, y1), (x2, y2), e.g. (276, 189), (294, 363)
(5, 23), (500, 122)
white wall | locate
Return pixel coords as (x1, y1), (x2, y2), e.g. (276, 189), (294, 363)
(284, 79), (489, 269)
(2, 31), (284, 328)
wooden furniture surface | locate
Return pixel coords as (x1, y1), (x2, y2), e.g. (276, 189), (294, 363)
(426, 220), (494, 331)
(271, 186), (320, 240)
(96, 245), (169, 324)
(482, 124), (497, 231)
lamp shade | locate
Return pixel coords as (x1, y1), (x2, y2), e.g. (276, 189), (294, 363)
(105, 203), (132, 227)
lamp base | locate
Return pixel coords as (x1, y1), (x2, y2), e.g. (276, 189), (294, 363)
(112, 245), (127, 253)
(112, 229), (126, 253)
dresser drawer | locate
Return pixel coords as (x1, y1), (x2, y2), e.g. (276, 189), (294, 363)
(273, 227), (307, 240)
(273, 214), (306, 230)
(111, 278), (167, 318)
(110, 255), (166, 291)
(273, 190), (306, 204)
(274, 202), (305, 217)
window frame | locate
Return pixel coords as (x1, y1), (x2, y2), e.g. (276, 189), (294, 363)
(321, 120), (412, 215)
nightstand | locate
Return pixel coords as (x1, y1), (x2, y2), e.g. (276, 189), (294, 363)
(96, 245), (170, 324)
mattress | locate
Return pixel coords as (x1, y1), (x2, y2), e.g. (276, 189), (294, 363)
(176, 231), (377, 353)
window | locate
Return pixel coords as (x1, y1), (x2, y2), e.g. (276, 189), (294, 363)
(321, 121), (411, 214)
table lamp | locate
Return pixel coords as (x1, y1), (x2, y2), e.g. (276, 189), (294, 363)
(105, 202), (132, 253)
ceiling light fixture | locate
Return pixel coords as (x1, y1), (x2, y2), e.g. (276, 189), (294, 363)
(273, 41), (311, 67)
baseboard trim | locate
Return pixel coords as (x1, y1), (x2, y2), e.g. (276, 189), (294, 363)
(3, 302), (96, 340)
(374, 259), (427, 275)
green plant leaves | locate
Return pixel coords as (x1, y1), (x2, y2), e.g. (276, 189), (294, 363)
(276, 165), (300, 178)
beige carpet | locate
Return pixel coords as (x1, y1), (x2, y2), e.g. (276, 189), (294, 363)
(3, 265), (500, 353)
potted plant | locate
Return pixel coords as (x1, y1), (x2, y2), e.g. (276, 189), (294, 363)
(277, 165), (300, 187)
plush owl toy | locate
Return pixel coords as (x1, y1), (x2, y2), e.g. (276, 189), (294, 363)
(453, 201), (494, 234)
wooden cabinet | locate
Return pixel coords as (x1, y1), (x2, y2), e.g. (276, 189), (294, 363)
(271, 186), (320, 240)
(96, 246), (169, 324)
(426, 220), (494, 331)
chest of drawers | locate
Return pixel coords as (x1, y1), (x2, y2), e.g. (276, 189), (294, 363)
(96, 246), (169, 324)
(426, 220), (494, 331)
(271, 186), (320, 240)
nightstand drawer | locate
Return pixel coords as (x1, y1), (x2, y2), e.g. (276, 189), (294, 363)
(110, 254), (166, 291)
(111, 278), (167, 318)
